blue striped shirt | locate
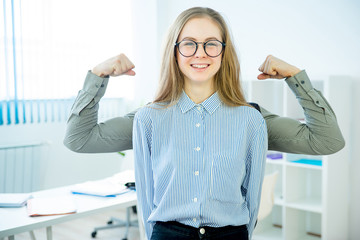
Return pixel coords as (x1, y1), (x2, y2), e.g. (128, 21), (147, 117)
(133, 91), (268, 239)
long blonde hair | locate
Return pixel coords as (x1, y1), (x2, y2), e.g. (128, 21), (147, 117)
(154, 7), (249, 107)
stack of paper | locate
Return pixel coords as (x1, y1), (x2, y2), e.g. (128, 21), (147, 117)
(70, 180), (130, 197)
(70, 170), (135, 197)
(0, 193), (32, 208)
(27, 196), (77, 217)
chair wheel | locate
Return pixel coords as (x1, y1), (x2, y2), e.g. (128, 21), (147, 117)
(91, 231), (97, 238)
(107, 220), (113, 225)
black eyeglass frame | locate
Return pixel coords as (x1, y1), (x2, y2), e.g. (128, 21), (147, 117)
(175, 39), (226, 58)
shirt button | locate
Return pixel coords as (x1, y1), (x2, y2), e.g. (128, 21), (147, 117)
(193, 197), (198, 202)
(196, 123), (201, 127)
(193, 218), (197, 222)
(197, 106), (201, 110)
(194, 147), (200, 151)
(194, 171), (199, 176)
(200, 228), (205, 234)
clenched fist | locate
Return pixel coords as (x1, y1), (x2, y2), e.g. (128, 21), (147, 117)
(257, 55), (301, 80)
(92, 54), (135, 78)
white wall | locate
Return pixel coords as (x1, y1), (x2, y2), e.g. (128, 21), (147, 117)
(131, 0), (159, 105)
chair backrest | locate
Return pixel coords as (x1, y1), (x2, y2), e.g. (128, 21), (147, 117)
(257, 171), (279, 220)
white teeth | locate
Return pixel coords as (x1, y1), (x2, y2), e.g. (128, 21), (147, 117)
(192, 64), (208, 69)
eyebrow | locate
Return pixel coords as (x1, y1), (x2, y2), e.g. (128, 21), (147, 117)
(180, 36), (221, 42)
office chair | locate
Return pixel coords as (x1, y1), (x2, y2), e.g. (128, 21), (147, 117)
(258, 171), (279, 220)
(91, 205), (138, 240)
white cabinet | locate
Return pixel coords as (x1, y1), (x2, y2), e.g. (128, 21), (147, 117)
(248, 76), (352, 239)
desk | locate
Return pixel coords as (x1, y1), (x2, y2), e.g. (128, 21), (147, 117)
(0, 185), (138, 240)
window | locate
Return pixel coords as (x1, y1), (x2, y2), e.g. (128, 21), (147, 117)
(0, 0), (134, 125)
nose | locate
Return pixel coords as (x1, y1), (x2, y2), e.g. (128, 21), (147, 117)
(194, 43), (207, 58)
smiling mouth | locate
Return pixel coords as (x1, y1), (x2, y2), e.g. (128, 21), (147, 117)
(191, 64), (210, 69)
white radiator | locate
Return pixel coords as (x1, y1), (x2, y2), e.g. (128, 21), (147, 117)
(0, 142), (46, 193)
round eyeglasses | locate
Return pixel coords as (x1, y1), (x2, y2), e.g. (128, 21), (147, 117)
(175, 39), (226, 58)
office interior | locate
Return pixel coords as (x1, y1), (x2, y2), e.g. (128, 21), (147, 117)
(1, 0), (359, 239)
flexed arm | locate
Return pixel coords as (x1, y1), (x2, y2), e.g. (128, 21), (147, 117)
(257, 55), (345, 154)
(63, 54), (137, 153)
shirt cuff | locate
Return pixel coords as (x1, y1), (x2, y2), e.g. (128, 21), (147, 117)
(83, 70), (110, 98)
(285, 70), (328, 110)
(285, 70), (314, 97)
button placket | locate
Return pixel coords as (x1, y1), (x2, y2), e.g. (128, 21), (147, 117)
(192, 109), (203, 223)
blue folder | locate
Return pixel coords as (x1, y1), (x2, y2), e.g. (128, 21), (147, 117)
(291, 159), (322, 166)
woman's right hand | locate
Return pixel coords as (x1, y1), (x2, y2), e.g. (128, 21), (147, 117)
(92, 54), (136, 78)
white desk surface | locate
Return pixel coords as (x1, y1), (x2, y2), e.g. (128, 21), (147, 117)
(0, 185), (137, 238)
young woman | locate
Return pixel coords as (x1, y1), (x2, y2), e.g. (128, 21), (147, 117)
(132, 7), (267, 240)
(63, 6), (345, 240)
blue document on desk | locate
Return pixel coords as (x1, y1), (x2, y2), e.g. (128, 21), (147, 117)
(70, 170), (135, 197)
(71, 188), (133, 197)
(70, 180), (132, 197)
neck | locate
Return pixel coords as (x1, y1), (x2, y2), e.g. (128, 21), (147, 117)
(184, 80), (215, 104)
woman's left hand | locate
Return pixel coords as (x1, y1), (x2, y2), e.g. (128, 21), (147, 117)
(257, 55), (301, 80)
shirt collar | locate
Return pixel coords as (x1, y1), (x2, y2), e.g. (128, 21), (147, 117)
(178, 90), (222, 115)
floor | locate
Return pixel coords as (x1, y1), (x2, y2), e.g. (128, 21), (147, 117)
(12, 208), (141, 240)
